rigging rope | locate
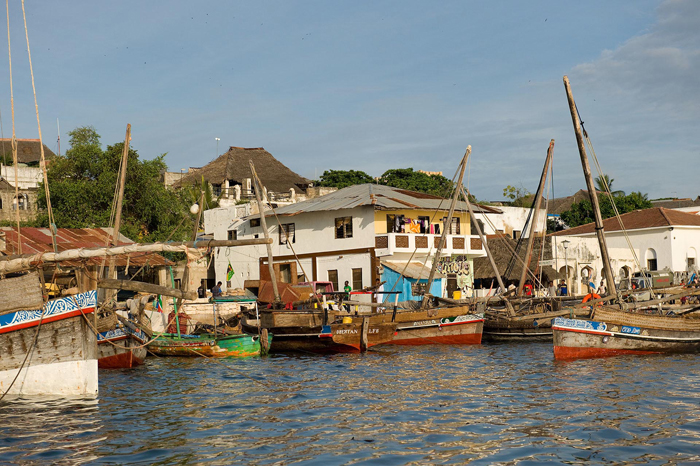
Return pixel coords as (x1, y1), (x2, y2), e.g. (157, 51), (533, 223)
(6, 0), (20, 254)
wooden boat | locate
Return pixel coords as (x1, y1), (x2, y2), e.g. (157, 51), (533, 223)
(552, 307), (700, 359)
(551, 76), (700, 359)
(242, 306), (396, 353)
(374, 303), (483, 345)
(148, 332), (271, 357)
(97, 318), (149, 369)
(0, 273), (98, 397)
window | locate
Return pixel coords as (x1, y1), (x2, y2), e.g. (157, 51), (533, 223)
(212, 184), (222, 196)
(328, 270), (339, 292)
(227, 230), (237, 240)
(647, 259), (658, 271)
(335, 217), (353, 239)
(250, 218), (261, 228)
(688, 258), (696, 269)
(352, 268), (363, 291)
(13, 194), (28, 211)
(280, 263), (292, 283)
(471, 219), (484, 235)
(279, 223), (295, 244)
(442, 217), (460, 234)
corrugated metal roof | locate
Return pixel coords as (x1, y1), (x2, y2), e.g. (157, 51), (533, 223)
(382, 260), (446, 280)
(0, 227), (171, 267)
(258, 184), (501, 217)
(551, 207), (700, 237)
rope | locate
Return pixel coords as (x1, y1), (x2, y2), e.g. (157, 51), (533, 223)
(21, 0), (57, 253)
(0, 302), (47, 401)
(6, 0), (20, 254)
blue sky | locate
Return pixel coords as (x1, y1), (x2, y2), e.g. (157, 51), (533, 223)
(1, 0), (697, 201)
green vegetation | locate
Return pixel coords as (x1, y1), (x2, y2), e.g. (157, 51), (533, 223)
(560, 191), (652, 228)
(36, 126), (195, 243)
(502, 185), (532, 208)
(316, 168), (454, 197)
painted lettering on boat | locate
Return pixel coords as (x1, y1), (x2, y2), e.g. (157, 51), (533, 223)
(335, 329), (358, 335)
(414, 320), (438, 327)
(621, 326), (641, 335)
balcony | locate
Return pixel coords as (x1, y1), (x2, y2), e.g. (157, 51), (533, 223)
(374, 233), (486, 258)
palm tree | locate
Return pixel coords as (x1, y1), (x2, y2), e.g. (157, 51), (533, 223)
(594, 174), (625, 197)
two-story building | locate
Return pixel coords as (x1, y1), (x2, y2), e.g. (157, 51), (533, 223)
(206, 184), (499, 301)
(550, 207), (700, 294)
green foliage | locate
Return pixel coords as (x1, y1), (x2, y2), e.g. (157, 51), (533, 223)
(36, 126), (194, 243)
(594, 174), (625, 197)
(316, 167), (455, 197)
(502, 185), (532, 207)
(560, 191), (652, 228)
(316, 169), (375, 189)
(378, 168), (453, 197)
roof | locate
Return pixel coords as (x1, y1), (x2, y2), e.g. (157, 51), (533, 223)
(260, 184), (501, 217)
(551, 207), (700, 236)
(174, 146), (310, 193)
(547, 189), (600, 216)
(0, 139), (56, 165)
(382, 260), (445, 280)
(473, 235), (560, 281)
(651, 197), (700, 209)
(0, 227), (171, 268)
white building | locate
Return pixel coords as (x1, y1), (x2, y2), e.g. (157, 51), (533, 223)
(474, 206), (547, 240)
(205, 184), (498, 301)
(551, 207), (700, 295)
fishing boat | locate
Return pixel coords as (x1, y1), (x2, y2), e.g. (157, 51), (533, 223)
(97, 312), (149, 369)
(551, 76), (700, 359)
(0, 273), (98, 397)
(147, 332), (271, 357)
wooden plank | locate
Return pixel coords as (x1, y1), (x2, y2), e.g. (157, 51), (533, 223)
(98, 279), (197, 300)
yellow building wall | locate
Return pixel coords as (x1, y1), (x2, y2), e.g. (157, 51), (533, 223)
(374, 209), (470, 234)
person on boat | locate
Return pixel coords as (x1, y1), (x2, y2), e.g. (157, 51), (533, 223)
(558, 280), (568, 296)
(523, 280), (533, 297)
(598, 280), (606, 296)
(343, 280), (352, 312)
(211, 281), (223, 298)
(547, 281), (557, 297)
(197, 280), (207, 299)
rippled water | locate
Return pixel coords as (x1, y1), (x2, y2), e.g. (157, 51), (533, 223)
(2, 343), (700, 465)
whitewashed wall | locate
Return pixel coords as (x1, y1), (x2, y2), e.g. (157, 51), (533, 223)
(205, 205), (376, 291)
(475, 206), (547, 239)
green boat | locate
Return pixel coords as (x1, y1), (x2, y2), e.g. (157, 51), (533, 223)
(148, 331), (271, 357)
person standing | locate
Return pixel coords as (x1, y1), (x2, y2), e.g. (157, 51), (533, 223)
(598, 280), (606, 296)
(211, 281), (223, 298)
(558, 280), (568, 296)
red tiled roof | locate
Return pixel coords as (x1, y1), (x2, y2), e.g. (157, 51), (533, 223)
(0, 227), (171, 267)
(551, 207), (700, 236)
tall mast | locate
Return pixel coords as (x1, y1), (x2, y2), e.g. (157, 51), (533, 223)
(460, 184), (515, 315)
(421, 146), (470, 309)
(563, 76), (617, 297)
(517, 139), (554, 296)
(107, 124), (131, 300)
(249, 161), (281, 304)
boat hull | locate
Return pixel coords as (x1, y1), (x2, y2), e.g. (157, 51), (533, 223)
(98, 326), (148, 369)
(148, 333), (269, 357)
(0, 291), (98, 397)
(375, 306), (484, 346)
(552, 315), (700, 359)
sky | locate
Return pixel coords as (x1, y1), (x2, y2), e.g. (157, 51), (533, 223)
(0, 0), (698, 202)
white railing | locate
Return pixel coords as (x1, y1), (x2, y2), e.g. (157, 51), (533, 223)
(374, 233), (485, 257)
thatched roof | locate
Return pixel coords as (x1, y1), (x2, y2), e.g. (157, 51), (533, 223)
(174, 146), (310, 193)
(0, 139), (56, 165)
(473, 235), (561, 282)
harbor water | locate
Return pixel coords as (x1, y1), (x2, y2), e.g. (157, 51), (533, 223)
(2, 342), (700, 465)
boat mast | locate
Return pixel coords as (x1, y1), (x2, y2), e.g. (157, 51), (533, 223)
(107, 124), (131, 302)
(249, 161), (281, 304)
(517, 139), (554, 296)
(421, 146), (470, 310)
(563, 76), (617, 297)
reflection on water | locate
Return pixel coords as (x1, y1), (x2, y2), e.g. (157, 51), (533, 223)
(1, 343), (700, 465)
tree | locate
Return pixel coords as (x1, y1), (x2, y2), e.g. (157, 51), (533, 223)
(502, 185), (532, 207)
(594, 174), (625, 197)
(379, 168), (453, 197)
(560, 191), (652, 228)
(316, 169), (375, 189)
(36, 126), (194, 243)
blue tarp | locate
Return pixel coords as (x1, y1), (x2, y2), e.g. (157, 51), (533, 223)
(381, 266), (442, 302)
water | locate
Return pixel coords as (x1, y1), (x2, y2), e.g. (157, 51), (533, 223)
(2, 343), (700, 465)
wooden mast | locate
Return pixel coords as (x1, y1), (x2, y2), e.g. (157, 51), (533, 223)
(460, 185), (515, 316)
(107, 125), (131, 277)
(517, 139), (554, 296)
(563, 76), (617, 297)
(249, 161), (281, 304)
(421, 146), (470, 310)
